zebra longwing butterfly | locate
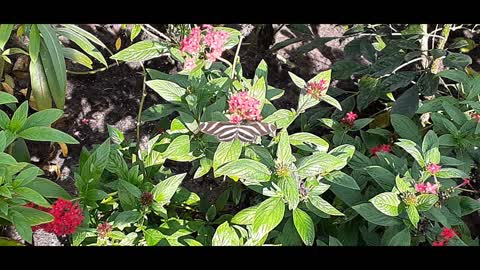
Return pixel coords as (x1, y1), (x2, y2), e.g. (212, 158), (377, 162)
(198, 121), (277, 143)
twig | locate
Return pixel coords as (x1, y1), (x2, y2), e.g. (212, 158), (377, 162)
(380, 57), (423, 78)
(273, 24), (285, 36)
(144, 24), (172, 42)
(230, 35), (243, 80)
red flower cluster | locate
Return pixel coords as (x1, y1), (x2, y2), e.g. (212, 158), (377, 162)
(433, 227), (458, 246)
(341, 112), (358, 127)
(370, 144), (392, 157)
(140, 191), (154, 207)
(415, 182), (439, 194)
(228, 91), (262, 124)
(97, 223), (113, 239)
(426, 163), (442, 175)
(179, 25), (230, 70)
(306, 80), (328, 100)
(27, 198), (83, 236)
(471, 112), (480, 123)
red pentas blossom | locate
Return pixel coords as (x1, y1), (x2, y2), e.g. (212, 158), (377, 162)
(180, 27), (201, 55)
(433, 227), (458, 246)
(341, 112), (358, 127)
(471, 112), (480, 123)
(228, 91), (262, 124)
(26, 198), (83, 236)
(306, 80), (328, 100)
(426, 163), (442, 175)
(370, 144), (392, 157)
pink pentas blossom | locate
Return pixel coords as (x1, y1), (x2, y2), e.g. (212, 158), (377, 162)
(184, 58), (196, 70)
(441, 228), (457, 240)
(180, 27), (202, 55)
(203, 27), (229, 62)
(426, 163), (442, 175)
(415, 183), (427, 193)
(432, 240), (445, 246)
(228, 91), (262, 124)
(370, 144), (392, 157)
(425, 182), (439, 194)
(341, 112), (358, 127)
(306, 80), (328, 100)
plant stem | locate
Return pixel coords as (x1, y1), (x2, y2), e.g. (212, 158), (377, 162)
(136, 62), (147, 148)
(67, 62), (118, 75)
(144, 24), (172, 42)
(431, 24), (452, 74)
(420, 24), (429, 69)
(230, 35), (243, 80)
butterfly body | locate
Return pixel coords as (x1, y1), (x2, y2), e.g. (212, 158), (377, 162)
(198, 121), (276, 143)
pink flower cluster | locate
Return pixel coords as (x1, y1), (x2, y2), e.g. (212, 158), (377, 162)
(306, 80), (328, 100)
(433, 227), (458, 246)
(180, 27), (201, 55)
(415, 182), (439, 194)
(179, 25), (230, 70)
(426, 163), (442, 175)
(341, 112), (358, 127)
(228, 91), (262, 124)
(370, 144), (392, 157)
(204, 25), (230, 62)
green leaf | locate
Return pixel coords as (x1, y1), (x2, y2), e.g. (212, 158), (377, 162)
(114, 211), (142, 230)
(387, 228), (411, 246)
(194, 157), (212, 179)
(391, 114), (421, 143)
(29, 51), (53, 110)
(11, 211), (32, 243)
(213, 139), (242, 170)
(118, 179), (141, 210)
(380, 71), (416, 93)
(436, 168), (469, 179)
(142, 103), (178, 122)
(14, 167), (42, 187)
(422, 130), (439, 153)
(212, 222), (240, 246)
(308, 195), (344, 216)
(0, 91), (18, 105)
(406, 204), (419, 228)
(437, 70), (469, 84)
(332, 59), (365, 80)
(416, 194), (438, 212)
(391, 86), (419, 118)
(444, 53), (472, 70)
(153, 173), (186, 206)
(15, 187), (50, 207)
(442, 102), (467, 126)
(249, 77), (267, 110)
(8, 101), (29, 132)
(293, 208), (315, 246)
(277, 129), (294, 164)
(278, 175), (299, 210)
(231, 205), (257, 225)
(22, 109), (63, 131)
(62, 47), (93, 69)
(146, 80), (186, 103)
(111, 40), (168, 62)
(262, 109), (296, 129)
(37, 25), (66, 108)
(322, 95), (342, 111)
(323, 171), (359, 190)
(395, 139), (425, 167)
(253, 197), (285, 234)
(0, 24), (14, 50)
(107, 125), (125, 145)
(26, 177), (71, 199)
(18, 127), (79, 144)
(288, 71), (306, 89)
(61, 24), (109, 52)
(365, 166), (396, 191)
(459, 196), (480, 216)
(10, 205), (53, 226)
(369, 192), (400, 216)
(216, 159), (271, 182)
(395, 175), (413, 193)
(357, 76), (380, 111)
(80, 139), (110, 185)
(289, 132), (329, 152)
(352, 203), (402, 226)
(130, 24), (142, 41)
(244, 145), (275, 168)
(162, 135), (190, 161)
(297, 152), (345, 179)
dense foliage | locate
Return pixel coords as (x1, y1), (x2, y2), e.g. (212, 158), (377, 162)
(0, 24), (479, 246)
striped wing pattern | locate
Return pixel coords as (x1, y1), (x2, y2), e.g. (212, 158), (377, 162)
(199, 121), (277, 142)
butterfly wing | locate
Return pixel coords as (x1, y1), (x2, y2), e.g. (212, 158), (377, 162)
(199, 122), (240, 142)
(199, 121), (277, 143)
